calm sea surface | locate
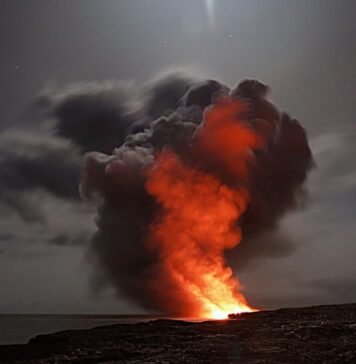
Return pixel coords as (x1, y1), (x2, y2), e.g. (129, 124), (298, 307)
(0, 314), (161, 345)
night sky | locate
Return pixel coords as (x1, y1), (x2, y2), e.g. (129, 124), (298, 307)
(0, 0), (355, 314)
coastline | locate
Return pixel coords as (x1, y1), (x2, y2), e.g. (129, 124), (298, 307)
(0, 303), (355, 363)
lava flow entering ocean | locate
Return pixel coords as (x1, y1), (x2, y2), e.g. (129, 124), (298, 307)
(146, 98), (266, 319)
(82, 77), (313, 320)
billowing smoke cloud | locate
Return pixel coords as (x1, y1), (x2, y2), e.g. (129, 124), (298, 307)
(37, 81), (139, 154)
(0, 73), (201, 249)
(0, 71), (313, 314)
(81, 75), (313, 316)
(142, 71), (195, 120)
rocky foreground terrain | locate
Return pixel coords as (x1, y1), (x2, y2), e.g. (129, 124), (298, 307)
(0, 303), (355, 363)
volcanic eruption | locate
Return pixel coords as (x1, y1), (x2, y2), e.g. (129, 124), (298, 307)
(81, 77), (313, 319)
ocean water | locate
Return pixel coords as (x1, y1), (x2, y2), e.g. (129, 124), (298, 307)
(0, 314), (160, 345)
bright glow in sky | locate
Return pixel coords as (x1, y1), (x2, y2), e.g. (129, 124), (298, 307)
(206, 0), (215, 28)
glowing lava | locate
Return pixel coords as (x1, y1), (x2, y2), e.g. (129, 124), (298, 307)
(145, 98), (266, 319)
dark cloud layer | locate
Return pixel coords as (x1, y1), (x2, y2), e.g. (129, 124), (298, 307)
(0, 129), (83, 228)
(0, 130), (80, 199)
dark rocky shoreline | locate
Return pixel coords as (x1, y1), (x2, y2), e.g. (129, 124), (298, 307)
(0, 303), (355, 363)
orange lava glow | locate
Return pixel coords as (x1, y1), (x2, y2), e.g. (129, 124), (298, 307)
(145, 98), (266, 319)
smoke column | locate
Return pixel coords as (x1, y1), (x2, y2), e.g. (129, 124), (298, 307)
(81, 76), (313, 318)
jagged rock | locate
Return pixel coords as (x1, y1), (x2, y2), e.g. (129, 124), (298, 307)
(0, 303), (355, 363)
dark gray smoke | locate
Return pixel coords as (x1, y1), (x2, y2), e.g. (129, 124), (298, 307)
(37, 81), (139, 154)
(0, 73), (200, 248)
(0, 71), (313, 311)
(143, 71), (195, 120)
(81, 75), (314, 313)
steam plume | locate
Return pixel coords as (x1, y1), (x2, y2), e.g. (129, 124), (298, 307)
(81, 76), (313, 317)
